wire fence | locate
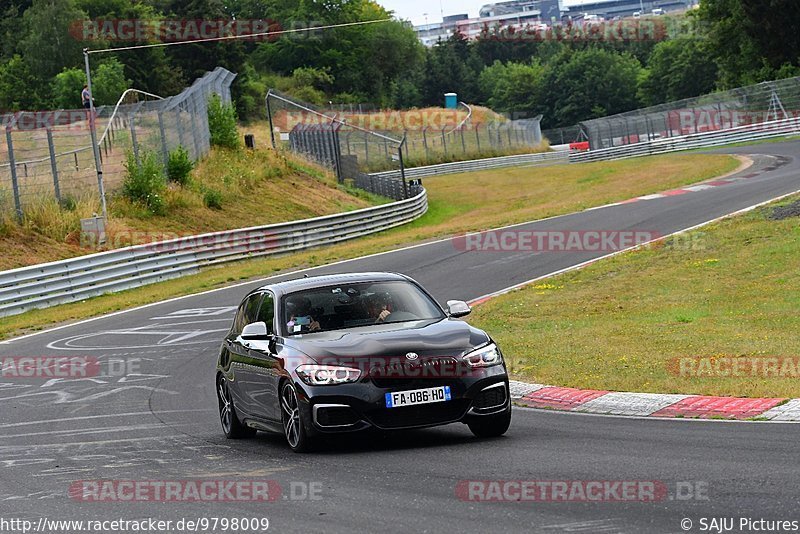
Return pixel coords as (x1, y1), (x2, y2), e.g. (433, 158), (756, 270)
(266, 90), (544, 200)
(0, 67), (236, 220)
(266, 89), (415, 200)
(580, 75), (800, 150)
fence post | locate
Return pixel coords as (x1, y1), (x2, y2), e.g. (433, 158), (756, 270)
(441, 127), (447, 157)
(188, 100), (202, 159)
(399, 136), (408, 199)
(158, 111), (169, 167)
(422, 127), (429, 159)
(46, 128), (61, 204)
(129, 114), (140, 165)
(460, 127), (466, 154)
(175, 108), (185, 149)
(475, 124), (481, 152)
(5, 128), (22, 222)
(266, 91), (277, 149)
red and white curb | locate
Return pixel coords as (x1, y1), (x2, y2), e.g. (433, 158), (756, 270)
(583, 154), (788, 211)
(510, 381), (800, 421)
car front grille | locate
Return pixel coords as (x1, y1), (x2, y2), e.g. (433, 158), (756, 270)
(472, 385), (507, 410)
(369, 357), (465, 389)
(366, 400), (469, 429)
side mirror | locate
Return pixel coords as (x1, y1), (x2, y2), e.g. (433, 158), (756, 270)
(241, 322), (272, 340)
(447, 300), (472, 318)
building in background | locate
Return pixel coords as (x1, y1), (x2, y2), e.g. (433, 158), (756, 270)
(412, 0), (696, 45)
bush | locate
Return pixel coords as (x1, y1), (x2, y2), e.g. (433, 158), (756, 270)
(167, 146), (194, 186)
(123, 151), (166, 215)
(207, 93), (240, 149)
(203, 188), (223, 210)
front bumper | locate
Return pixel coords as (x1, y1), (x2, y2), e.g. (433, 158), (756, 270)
(294, 366), (510, 435)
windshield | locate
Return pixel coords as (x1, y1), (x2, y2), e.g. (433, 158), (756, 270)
(281, 281), (445, 336)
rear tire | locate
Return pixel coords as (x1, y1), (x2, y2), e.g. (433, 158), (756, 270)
(467, 410), (511, 438)
(217, 375), (256, 439)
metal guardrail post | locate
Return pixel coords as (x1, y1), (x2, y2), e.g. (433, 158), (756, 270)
(5, 127), (23, 222)
(46, 128), (61, 204)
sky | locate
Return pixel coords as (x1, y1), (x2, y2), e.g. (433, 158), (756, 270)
(376, 0), (613, 26)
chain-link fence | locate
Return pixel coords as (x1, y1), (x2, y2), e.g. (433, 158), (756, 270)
(266, 89), (417, 200)
(395, 115), (543, 169)
(542, 125), (587, 146)
(580, 75), (800, 150)
(0, 67), (236, 220)
(266, 91), (543, 200)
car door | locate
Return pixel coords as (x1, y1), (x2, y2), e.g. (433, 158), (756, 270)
(225, 292), (264, 416)
(243, 291), (283, 422)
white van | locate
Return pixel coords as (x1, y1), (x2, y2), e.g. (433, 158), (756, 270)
(652, 8), (665, 15)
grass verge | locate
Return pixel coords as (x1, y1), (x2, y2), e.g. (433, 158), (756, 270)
(0, 153), (738, 340)
(0, 147), (383, 270)
(470, 195), (800, 398)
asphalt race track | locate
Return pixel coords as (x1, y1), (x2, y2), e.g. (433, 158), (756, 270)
(2, 141), (800, 533)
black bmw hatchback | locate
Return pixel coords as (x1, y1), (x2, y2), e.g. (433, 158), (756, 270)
(216, 272), (511, 452)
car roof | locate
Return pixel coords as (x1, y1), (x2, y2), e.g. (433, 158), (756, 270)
(256, 272), (411, 298)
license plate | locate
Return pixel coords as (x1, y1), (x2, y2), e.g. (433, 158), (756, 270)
(385, 386), (451, 408)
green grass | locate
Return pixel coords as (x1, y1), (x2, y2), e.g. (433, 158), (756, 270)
(0, 153), (739, 340)
(469, 195), (800, 398)
(0, 146), (381, 270)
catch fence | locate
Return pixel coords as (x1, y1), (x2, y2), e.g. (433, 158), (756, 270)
(0, 67), (236, 220)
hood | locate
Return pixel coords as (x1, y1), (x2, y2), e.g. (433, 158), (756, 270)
(282, 318), (490, 364)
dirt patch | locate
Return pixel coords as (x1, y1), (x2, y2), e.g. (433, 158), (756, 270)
(769, 199), (800, 220)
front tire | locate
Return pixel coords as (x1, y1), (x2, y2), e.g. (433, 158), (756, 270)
(467, 410), (511, 438)
(217, 375), (256, 439)
(280, 382), (315, 453)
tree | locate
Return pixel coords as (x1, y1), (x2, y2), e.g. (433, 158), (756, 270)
(51, 67), (86, 109)
(637, 37), (718, 106)
(20, 0), (86, 82)
(542, 48), (643, 127)
(0, 55), (47, 110)
(92, 58), (130, 105)
(698, 0), (800, 87)
(479, 60), (545, 116)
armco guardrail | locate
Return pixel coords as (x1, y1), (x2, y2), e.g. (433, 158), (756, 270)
(0, 190), (427, 317)
(570, 116), (800, 163)
(372, 151), (569, 180)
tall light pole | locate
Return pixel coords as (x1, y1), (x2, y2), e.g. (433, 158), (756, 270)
(83, 48), (107, 220)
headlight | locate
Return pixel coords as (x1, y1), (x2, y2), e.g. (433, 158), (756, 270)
(462, 343), (503, 368)
(296, 365), (362, 386)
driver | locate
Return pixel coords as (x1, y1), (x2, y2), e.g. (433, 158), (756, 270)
(367, 293), (393, 324)
(286, 296), (321, 333)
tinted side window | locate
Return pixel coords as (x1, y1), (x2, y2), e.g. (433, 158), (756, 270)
(232, 293), (263, 335)
(231, 302), (248, 336)
(257, 293), (275, 335)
